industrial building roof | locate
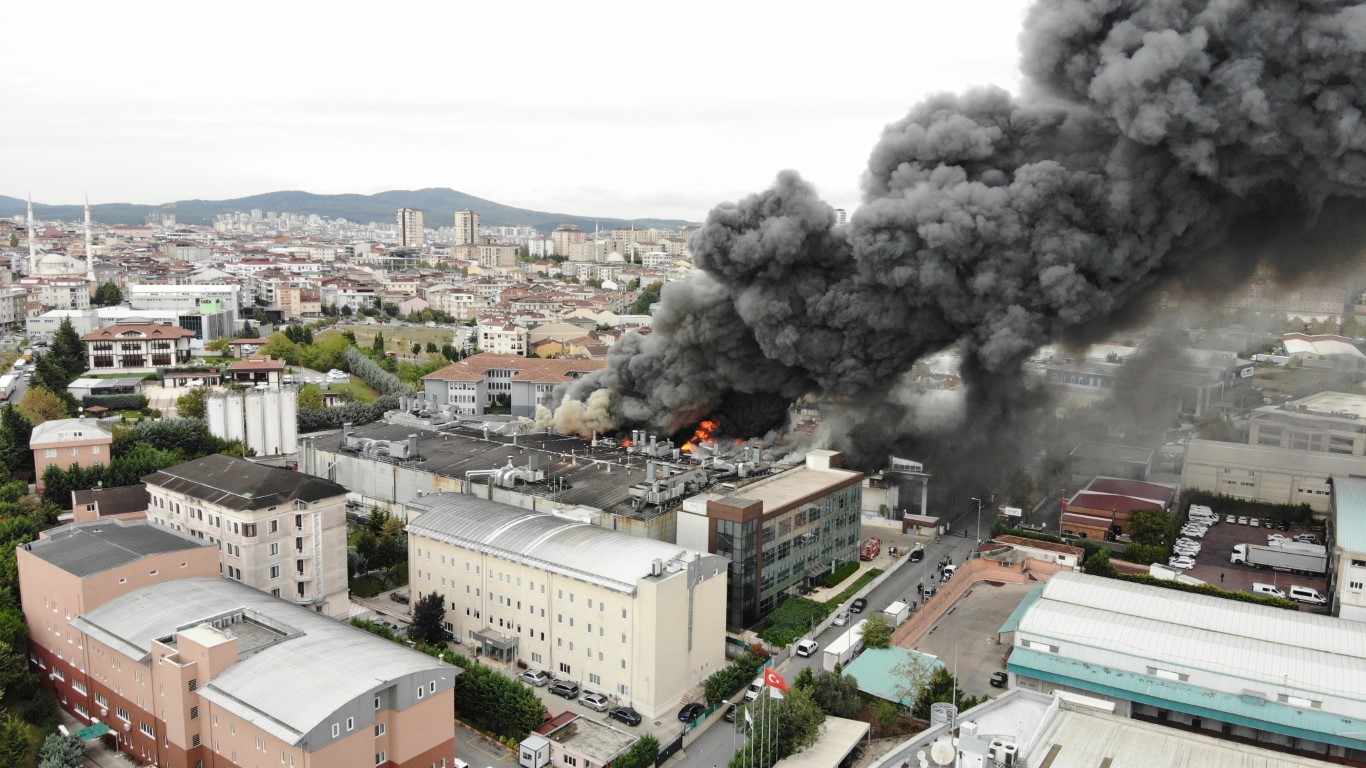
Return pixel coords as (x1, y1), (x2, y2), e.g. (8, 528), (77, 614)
(1282, 333), (1365, 359)
(143, 454), (347, 511)
(843, 647), (943, 706)
(25, 519), (208, 577)
(407, 493), (707, 594)
(1066, 491), (1165, 516)
(1019, 699), (1340, 767)
(1018, 572), (1366, 701)
(1083, 477), (1176, 506)
(70, 577), (451, 745)
(770, 717), (869, 768)
(544, 715), (636, 763)
(1333, 475), (1366, 553)
(1185, 438), (1366, 475)
(309, 420), (794, 519)
(1254, 389), (1366, 419)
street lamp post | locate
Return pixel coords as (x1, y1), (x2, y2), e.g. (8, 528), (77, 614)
(971, 497), (983, 546)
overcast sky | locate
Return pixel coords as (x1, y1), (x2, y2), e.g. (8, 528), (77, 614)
(2, 1), (1030, 222)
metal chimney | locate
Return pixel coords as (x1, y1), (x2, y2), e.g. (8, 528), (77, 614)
(408, 434), (419, 458)
(343, 422), (353, 438)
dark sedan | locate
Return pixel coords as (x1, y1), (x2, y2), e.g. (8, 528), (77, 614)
(608, 706), (642, 727)
(850, 597), (867, 614)
(678, 702), (706, 723)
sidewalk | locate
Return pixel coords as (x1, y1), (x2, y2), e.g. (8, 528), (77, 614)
(805, 525), (925, 604)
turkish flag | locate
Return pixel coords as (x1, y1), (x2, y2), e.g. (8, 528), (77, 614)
(764, 667), (789, 692)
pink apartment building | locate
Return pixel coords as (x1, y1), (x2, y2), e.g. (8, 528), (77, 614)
(30, 418), (113, 491)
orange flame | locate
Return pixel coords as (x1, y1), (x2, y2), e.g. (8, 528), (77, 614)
(691, 419), (718, 444)
(620, 438), (633, 448)
(681, 443), (695, 453)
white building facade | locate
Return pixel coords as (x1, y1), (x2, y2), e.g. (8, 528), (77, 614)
(406, 493), (728, 719)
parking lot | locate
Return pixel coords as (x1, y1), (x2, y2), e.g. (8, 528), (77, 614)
(1170, 509), (1329, 610)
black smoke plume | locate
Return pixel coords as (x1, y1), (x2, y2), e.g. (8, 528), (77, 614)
(552, 0), (1366, 469)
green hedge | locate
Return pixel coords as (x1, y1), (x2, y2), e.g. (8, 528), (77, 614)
(82, 394), (147, 410)
(703, 652), (767, 706)
(1118, 573), (1299, 609)
(827, 568), (882, 607)
(351, 575), (384, 598)
(1182, 490), (1315, 525)
(824, 561), (860, 588)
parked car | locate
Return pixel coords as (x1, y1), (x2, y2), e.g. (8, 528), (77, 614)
(850, 598), (867, 614)
(519, 670), (549, 687)
(1238, 516), (1250, 525)
(327, 369), (348, 379)
(608, 706), (642, 727)
(1289, 585), (1327, 605)
(1295, 533), (1319, 545)
(796, 639), (819, 657)
(1250, 518), (1261, 528)
(1226, 514), (1237, 524)
(989, 672), (1009, 688)
(389, 591), (410, 604)
(832, 611), (850, 627)
(908, 548), (924, 562)
(1251, 582), (1285, 598)
(550, 681), (580, 698)
(678, 702), (706, 723)
(1276, 520), (1291, 531)
(724, 703), (739, 723)
(1173, 545), (1200, 556)
(1267, 534), (1290, 544)
(1167, 556), (1196, 570)
(578, 692), (609, 712)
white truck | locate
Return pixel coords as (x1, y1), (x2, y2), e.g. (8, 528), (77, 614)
(1231, 543), (1327, 575)
(0, 374), (15, 403)
(881, 600), (910, 627)
(822, 619), (866, 672)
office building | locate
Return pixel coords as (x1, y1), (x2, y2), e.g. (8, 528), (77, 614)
(678, 450), (863, 630)
(397, 208), (425, 248)
(406, 492), (728, 719)
(17, 520), (458, 768)
(84, 323), (196, 371)
(1249, 391), (1366, 456)
(142, 455), (350, 617)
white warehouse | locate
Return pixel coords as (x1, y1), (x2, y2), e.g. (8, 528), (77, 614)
(405, 493), (729, 720)
(206, 386), (299, 457)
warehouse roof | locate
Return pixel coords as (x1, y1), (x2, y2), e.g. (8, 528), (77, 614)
(25, 519), (208, 578)
(407, 493), (713, 594)
(70, 577), (452, 745)
(1017, 572), (1366, 700)
(143, 454), (347, 511)
(1333, 475), (1366, 553)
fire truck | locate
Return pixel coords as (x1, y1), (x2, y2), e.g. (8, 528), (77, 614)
(859, 537), (882, 561)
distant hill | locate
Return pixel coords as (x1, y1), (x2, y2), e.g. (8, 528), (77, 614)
(0, 188), (697, 232)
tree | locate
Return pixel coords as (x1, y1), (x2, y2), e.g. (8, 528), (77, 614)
(729, 686), (824, 768)
(860, 613), (892, 649)
(341, 304), (354, 317)
(630, 281), (662, 314)
(93, 282), (123, 306)
(49, 318), (87, 380)
(445, 654), (546, 739)
(891, 649), (936, 708)
(409, 592), (447, 644)
(383, 302), (400, 318)
(1006, 469), (1036, 510)
(372, 332), (386, 355)
(297, 385), (324, 411)
(1128, 508), (1172, 546)
(18, 387), (69, 426)
(0, 406), (32, 477)
(176, 386), (208, 419)
(411, 343), (421, 356)
(911, 666), (981, 720)
(425, 342), (438, 353)
(241, 321), (258, 338)
(37, 732), (85, 768)
(613, 734), (660, 768)
(803, 669), (862, 718)
(0, 712), (29, 767)
(1082, 547), (1117, 577)
(205, 337), (232, 354)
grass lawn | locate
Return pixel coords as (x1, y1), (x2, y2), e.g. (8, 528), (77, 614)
(330, 323), (461, 355)
(330, 378), (381, 403)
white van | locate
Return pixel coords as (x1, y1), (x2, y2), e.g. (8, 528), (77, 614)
(1289, 585), (1327, 605)
(1251, 583), (1285, 598)
(796, 639), (819, 657)
(744, 676), (765, 702)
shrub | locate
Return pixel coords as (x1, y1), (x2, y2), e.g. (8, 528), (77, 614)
(343, 347), (414, 397)
(704, 653), (767, 705)
(759, 598), (830, 646)
(297, 395), (400, 432)
(1118, 573), (1299, 609)
(82, 394), (146, 411)
(824, 561), (859, 588)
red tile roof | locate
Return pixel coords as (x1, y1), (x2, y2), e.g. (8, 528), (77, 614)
(83, 324), (195, 341)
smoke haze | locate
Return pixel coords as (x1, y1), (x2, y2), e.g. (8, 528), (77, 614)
(556, 0), (1366, 474)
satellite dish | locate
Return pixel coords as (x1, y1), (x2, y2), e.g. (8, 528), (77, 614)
(930, 740), (955, 766)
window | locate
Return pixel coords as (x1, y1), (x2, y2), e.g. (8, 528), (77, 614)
(565, 757), (578, 766)
(269, 543), (280, 556)
(375, 723), (385, 736)
(618, 683), (630, 696)
(375, 696), (382, 710)
(191, 734), (200, 747)
(140, 722), (155, 737)
(589, 673), (601, 685)
(346, 717), (354, 731)
(1351, 581), (1364, 591)
(375, 753), (387, 765)
(91, 445), (100, 455)
(417, 686), (424, 699)
(270, 565), (280, 579)
(269, 520), (279, 534)
(116, 706), (131, 722)
(332, 724), (340, 738)
(560, 662), (571, 674)
(44, 449), (56, 458)
(71, 447), (79, 456)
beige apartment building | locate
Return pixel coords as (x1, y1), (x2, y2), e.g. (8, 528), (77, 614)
(18, 520), (458, 768)
(454, 210), (480, 246)
(30, 418), (113, 492)
(406, 493), (729, 720)
(84, 322), (196, 371)
(142, 454), (351, 618)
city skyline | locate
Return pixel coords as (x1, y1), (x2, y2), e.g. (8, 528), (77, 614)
(1, 0), (1028, 222)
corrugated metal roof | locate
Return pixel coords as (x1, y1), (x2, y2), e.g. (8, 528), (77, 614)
(1020, 573), (1366, 700)
(406, 493), (701, 594)
(72, 577), (451, 744)
(1333, 475), (1366, 553)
